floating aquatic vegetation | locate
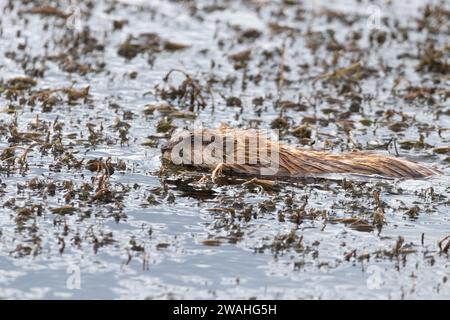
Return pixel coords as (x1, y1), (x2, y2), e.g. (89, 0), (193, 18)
(0, 0), (448, 300)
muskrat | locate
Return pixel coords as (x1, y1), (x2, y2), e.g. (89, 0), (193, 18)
(161, 127), (438, 181)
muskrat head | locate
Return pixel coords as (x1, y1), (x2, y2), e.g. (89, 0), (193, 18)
(161, 128), (281, 173)
(161, 129), (225, 169)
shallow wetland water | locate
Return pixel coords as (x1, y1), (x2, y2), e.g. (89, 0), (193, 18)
(0, 0), (449, 299)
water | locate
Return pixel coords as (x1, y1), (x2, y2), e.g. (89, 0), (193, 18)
(0, 0), (448, 299)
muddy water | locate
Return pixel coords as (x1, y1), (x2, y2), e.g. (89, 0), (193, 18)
(0, 0), (449, 299)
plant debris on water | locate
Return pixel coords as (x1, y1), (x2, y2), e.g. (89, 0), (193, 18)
(0, 0), (448, 299)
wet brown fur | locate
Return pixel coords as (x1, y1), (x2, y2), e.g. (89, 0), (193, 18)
(162, 127), (438, 179)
